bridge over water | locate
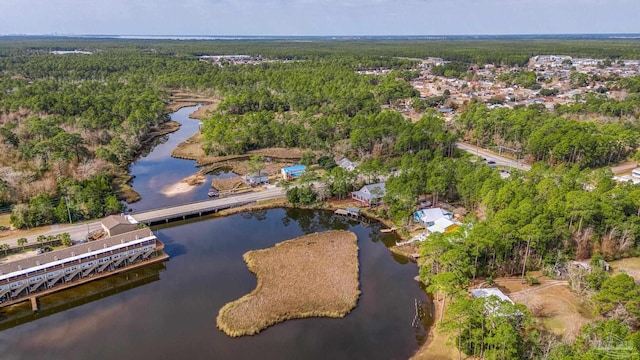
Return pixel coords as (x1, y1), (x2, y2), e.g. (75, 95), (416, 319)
(130, 187), (286, 225)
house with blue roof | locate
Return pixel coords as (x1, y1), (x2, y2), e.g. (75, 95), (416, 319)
(281, 165), (306, 181)
(351, 182), (386, 207)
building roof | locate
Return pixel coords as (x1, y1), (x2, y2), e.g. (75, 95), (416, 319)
(282, 165), (306, 173)
(346, 207), (360, 215)
(428, 217), (456, 234)
(470, 288), (514, 304)
(337, 158), (356, 169)
(362, 182), (386, 196)
(614, 175), (640, 184)
(353, 182), (386, 201)
(101, 215), (135, 230)
(0, 228), (154, 278)
(415, 208), (448, 224)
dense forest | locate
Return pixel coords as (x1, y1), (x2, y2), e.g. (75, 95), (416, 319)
(456, 101), (640, 168)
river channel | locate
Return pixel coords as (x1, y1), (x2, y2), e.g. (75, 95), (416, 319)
(0, 106), (432, 359)
(127, 105), (233, 212)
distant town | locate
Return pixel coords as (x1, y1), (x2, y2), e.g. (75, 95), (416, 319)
(407, 55), (639, 117)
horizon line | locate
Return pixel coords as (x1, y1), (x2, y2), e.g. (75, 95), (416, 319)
(2, 33), (640, 39)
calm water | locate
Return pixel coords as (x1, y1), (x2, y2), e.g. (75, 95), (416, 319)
(0, 209), (430, 360)
(127, 105), (237, 212)
(0, 106), (432, 359)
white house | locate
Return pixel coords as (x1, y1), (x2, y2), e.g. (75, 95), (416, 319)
(470, 288), (513, 304)
(337, 158), (357, 172)
(414, 208), (453, 226)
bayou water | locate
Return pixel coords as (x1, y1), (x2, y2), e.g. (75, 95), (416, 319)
(0, 106), (432, 360)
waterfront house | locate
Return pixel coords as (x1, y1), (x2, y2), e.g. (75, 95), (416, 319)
(101, 215), (137, 237)
(243, 173), (269, 186)
(281, 165), (306, 181)
(351, 182), (386, 207)
(414, 207), (458, 234)
(0, 228), (166, 308)
(413, 208), (452, 226)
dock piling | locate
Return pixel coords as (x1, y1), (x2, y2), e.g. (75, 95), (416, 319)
(30, 297), (39, 312)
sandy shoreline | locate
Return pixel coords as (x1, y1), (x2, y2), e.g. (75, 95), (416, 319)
(160, 173), (206, 197)
(410, 295), (457, 360)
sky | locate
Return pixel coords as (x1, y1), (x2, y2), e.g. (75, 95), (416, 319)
(1, 0), (639, 36)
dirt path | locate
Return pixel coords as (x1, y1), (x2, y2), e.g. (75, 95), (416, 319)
(509, 280), (569, 301)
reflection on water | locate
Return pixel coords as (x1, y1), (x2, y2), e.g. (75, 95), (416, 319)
(0, 209), (432, 360)
(0, 105), (432, 359)
(127, 105), (232, 212)
(0, 263), (166, 332)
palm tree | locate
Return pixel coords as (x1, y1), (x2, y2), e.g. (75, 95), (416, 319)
(17, 238), (27, 249)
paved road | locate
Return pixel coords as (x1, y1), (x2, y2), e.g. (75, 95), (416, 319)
(457, 142), (640, 175)
(0, 221), (104, 248)
(456, 142), (532, 171)
(611, 161), (639, 175)
(1, 186), (287, 249)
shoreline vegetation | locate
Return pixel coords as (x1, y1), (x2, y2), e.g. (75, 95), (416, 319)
(115, 94), (219, 202)
(114, 119), (183, 203)
(216, 230), (360, 337)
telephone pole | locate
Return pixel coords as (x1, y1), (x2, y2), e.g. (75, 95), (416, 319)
(65, 196), (72, 224)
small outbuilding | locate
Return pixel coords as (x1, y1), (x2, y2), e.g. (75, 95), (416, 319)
(101, 215), (137, 237)
(427, 217), (458, 234)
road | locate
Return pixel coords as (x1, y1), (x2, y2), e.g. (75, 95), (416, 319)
(0, 221), (104, 249)
(456, 141), (532, 171)
(457, 142), (639, 175)
(611, 161), (639, 175)
(1, 186), (287, 249)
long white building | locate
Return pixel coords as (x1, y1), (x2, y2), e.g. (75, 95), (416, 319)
(0, 228), (166, 307)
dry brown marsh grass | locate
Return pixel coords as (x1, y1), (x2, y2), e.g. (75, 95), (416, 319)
(216, 230), (360, 337)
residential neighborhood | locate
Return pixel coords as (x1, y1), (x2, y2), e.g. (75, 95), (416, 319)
(401, 55), (640, 117)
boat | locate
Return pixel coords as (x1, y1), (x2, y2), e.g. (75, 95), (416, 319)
(380, 227), (397, 233)
(207, 188), (219, 198)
